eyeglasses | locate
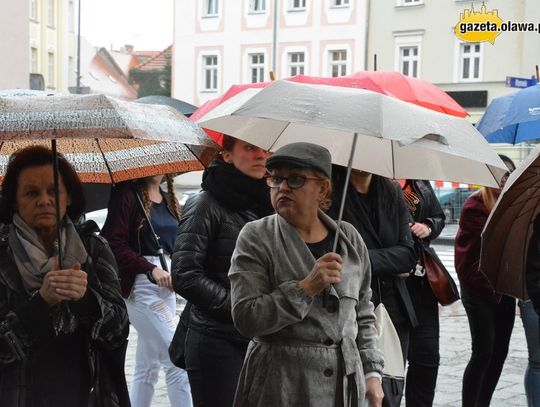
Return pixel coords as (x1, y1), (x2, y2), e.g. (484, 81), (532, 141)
(265, 175), (324, 190)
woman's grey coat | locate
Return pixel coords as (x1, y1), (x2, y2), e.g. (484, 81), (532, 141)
(229, 211), (384, 407)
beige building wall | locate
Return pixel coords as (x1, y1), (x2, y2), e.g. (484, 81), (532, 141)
(368, 0), (540, 124)
(29, 0), (77, 92)
(0, 0), (29, 89)
(173, 0), (369, 106)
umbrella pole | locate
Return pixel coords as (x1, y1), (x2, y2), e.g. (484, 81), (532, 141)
(51, 139), (63, 268)
(332, 132), (359, 252)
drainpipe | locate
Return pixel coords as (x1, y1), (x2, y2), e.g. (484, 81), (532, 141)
(271, 0), (278, 79)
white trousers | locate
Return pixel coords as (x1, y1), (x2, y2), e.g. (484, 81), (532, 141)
(125, 256), (192, 407)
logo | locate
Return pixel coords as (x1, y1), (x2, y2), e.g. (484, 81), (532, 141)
(455, 3), (502, 44)
(455, 2), (540, 44)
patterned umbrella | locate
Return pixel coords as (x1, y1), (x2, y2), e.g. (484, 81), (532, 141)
(0, 93), (218, 263)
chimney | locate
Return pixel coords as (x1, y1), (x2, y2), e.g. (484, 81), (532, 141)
(124, 44), (134, 54)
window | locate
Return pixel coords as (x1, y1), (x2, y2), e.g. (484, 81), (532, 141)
(249, 0), (266, 12)
(288, 52), (305, 76)
(248, 53), (265, 83)
(329, 50), (347, 77)
(399, 46), (418, 77)
(202, 55), (218, 91)
(30, 47), (38, 73)
(30, 0), (38, 19)
(68, 0), (75, 32)
(204, 0), (219, 16)
(401, 0), (422, 4)
(47, 0), (55, 26)
(460, 43), (481, 81)
(47, 52), (55, 88)
(332, 0), (349, 6)
(289, 0), (306, 10)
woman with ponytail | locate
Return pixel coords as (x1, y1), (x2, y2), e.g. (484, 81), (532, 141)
(102, 174), (192, 407)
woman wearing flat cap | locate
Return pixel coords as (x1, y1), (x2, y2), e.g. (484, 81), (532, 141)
(229, 142), (384, 407)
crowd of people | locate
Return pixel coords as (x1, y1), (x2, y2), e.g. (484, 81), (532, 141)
(0, 139), (536, 407)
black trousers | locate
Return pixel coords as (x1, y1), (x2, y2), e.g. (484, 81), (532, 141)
(405, 275), (440, 407)
(461, 285), (516, 407)
(184, 328), (247, 407)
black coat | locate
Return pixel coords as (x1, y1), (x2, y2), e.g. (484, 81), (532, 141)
(526, 214), (540, 314)
(329, 173), (417, 328)
(0, 221), (130, 407)
(171, 191), (260, 343)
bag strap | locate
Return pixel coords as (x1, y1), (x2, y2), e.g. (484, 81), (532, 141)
(131, 183), (169, 272)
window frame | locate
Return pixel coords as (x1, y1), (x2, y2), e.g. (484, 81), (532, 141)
(201, 54), (219, 92)
(331, 0), (350, 7)
(288, 0), (307, 11)
(398, 0), (423, 5)
(249, 0), (266, 13)
(30, 0), (38, 20)
(47, 52), (55, 89)
(30, 47), (38, 73)
(399, 45), (419, 78)
(459, 42), (482, 82)
(287, 51), (306, 77)
(203, 0), (219, 17)
(47, 0), (55, 27)
(248, 53), (266, 83)
(328, 49), (348, 77)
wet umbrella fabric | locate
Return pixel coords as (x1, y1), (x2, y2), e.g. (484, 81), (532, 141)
(346, 70), (468, 118)
(191, 72), (466, 145)
(198, 80), (507, 187)
(0, 93), (216, 264)
(480, 144), (540, 300)
(476, 84), (540, 144)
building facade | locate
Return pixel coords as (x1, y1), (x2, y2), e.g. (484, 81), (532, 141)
(29, 0), (77, 92)
(368, 0), (540, 125)
(0, 0), (29, 89)
(173, 0), (369, 106)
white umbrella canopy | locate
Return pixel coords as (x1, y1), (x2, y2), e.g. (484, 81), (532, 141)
(198, 80), (507, 187)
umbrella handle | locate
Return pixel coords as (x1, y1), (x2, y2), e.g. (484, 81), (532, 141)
(51, 139), (63, 268)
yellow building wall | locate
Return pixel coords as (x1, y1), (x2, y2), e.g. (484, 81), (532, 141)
(29, 0), (76, 91)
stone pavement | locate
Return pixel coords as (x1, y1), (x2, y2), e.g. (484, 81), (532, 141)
(123, 235), (530, 407)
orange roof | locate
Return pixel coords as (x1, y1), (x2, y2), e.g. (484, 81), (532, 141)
(133, 45), (172, 71)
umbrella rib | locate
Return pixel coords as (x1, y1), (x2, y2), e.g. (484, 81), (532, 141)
(267, 121), (292, 152)
(183, 144), (208, 170)
(95, 139), (115, 184)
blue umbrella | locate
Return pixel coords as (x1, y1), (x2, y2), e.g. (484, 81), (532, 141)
(477, 84), (540, 144)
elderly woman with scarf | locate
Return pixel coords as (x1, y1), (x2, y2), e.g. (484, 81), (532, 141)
(171, 135), (272, 407)
(229, 143), (384, 407)
(0, 146), (129, 406)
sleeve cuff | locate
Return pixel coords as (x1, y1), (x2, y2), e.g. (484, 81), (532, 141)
(365, 372), (382, 382)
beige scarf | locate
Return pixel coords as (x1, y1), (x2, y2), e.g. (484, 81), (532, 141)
(9, 214), (88, 291)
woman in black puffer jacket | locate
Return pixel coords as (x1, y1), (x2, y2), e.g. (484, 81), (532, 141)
(171, 135), (272, 407)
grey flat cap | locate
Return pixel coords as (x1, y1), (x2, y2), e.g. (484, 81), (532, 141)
(266, 142), (332, 178)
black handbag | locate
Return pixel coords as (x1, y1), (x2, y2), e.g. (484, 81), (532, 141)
(168, 303), (191, 369)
